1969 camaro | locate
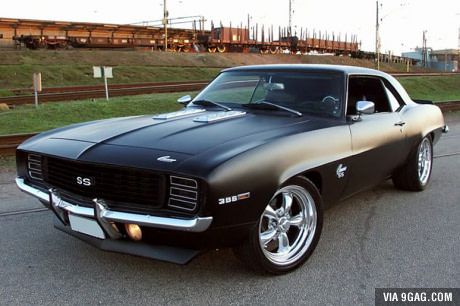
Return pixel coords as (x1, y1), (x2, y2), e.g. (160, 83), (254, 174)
(16, 64), (448, 273)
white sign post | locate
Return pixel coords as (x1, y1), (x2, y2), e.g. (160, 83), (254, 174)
(93, 66), (113, 101)
(33, 72), (42, 108)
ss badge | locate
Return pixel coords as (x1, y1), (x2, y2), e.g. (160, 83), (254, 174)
(76, 176), (95, 187)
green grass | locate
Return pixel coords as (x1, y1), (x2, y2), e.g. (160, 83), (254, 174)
(0, 92), (187, 135)
(0, 65), (220, 89)
(0, 49), (432, 90)
(0, 89), (14, 97)
(397, 75), (460, 102)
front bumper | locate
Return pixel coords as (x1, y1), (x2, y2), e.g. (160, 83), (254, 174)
(16, 177), (213, 233)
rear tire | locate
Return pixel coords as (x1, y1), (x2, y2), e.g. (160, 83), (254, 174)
(233, 177), (323, 274)
(392, 136), (433, 191)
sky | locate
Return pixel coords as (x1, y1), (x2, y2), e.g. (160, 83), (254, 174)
(2, 0), (459, 55)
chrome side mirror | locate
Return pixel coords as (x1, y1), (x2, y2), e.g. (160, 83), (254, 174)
(177, 95), (192, 105)
(356, 101), (375, 115)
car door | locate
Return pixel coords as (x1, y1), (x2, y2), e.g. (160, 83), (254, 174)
(343, 75), (407, 196)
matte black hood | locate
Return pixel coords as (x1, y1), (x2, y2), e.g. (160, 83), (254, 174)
(31, 111), (311, 154)
(18, 109), (336, 173)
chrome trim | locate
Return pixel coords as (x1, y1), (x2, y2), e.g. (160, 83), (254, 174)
(170, 176), (198, 189)
(356, 101), (375, 114)
(28, 163), (42, 171)
(49, 188), (69, 224)
(177, 94), (192, 105)
(193, 111), (246, 123)
(28, 154), (42, 162)
(16, 177), (212, 233)
(27, 154), (43, 181)
(153, 108), (206, 120)
(168, 198), (197, 212)
(417, 137), (432, 186)
(28, 171), (43, 181)
(170, 186), (198, 201)
(93, 199), (123, 239)
(48, 188), (94, 218)
(168, 175), (198, 211)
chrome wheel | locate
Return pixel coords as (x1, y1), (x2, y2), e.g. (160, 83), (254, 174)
(417, 138), (432, 186)
(258, 185), (317, 266)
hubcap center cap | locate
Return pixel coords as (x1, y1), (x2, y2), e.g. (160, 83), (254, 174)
(278, 217), (290, 232)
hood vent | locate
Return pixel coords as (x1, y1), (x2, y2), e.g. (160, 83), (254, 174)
(193, 111), (246, 123)
(153, 108), (206, 120)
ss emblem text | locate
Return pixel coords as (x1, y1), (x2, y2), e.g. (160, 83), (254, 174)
(76, 176), (93, 187)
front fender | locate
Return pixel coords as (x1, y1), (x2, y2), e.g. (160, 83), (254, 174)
(204, 125), (352, 228)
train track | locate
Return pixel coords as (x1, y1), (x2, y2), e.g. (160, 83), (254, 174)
(0, 101), (459, 156)
(0, 81), (209, 106)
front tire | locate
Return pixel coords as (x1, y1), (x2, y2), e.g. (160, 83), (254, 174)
(233, 177), (323, 274)
(392, 136), (433, 191)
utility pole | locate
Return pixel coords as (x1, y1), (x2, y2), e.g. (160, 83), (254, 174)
(288, 0), (292, 37)
(375, 0), (380, 70)
(422, 30), (427, 68)
(163, 0), (168, 51)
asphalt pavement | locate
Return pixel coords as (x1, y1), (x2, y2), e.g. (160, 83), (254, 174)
(0, 113), (459, 305)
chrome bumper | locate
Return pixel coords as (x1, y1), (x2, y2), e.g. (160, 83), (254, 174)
(16, 177), (213, 233)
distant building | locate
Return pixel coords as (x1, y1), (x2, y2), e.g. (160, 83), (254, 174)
(402, 48), (459, 72)
(430, 49), (459, 72)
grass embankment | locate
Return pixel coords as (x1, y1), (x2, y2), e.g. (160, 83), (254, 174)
(0, 49), (428, 90)
(0, 65), (220, 89)
(0, 92), (185, 135)
(398, 75), (460, 102)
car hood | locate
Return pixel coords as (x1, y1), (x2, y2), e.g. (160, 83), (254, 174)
(19, 109), (335, 174)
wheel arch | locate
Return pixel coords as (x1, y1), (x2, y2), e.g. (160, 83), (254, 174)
(299, 171), (323, 194)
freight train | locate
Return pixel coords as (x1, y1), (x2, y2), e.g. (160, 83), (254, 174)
(1, 17), (365, 56)
(13, 27), (361, 55)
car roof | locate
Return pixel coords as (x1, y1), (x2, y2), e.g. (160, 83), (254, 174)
(222, 64), (388, 77)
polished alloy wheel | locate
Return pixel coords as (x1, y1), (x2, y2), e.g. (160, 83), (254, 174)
(417, 138), (432, 185)
(258, 185), (317, 266)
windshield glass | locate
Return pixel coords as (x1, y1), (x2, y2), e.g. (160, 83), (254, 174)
(193, 70), (345, 118)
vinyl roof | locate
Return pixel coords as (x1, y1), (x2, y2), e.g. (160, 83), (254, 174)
(223, 64), (387, 76)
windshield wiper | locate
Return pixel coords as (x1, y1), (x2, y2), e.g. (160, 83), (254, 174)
(192, 99), (232, 111)
(243, 101), (302, 117)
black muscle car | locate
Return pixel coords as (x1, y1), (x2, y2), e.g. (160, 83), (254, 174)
(16, 64), (448, 274)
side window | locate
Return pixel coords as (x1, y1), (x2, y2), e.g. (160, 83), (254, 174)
(384, 87), (401, 111)
(382, 80), (405, 112)
(347, 76), (392, 115)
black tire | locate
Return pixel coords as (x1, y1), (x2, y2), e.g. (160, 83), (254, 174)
(233, 177), (323, 274)
(392, 136), (433, 191)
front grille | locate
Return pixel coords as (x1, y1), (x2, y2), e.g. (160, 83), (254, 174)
(44, 157), (166, 208)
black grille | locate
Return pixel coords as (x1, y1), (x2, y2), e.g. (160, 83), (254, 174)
(44, 157), (166, 208)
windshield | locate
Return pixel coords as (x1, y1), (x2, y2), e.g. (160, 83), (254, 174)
(193, 70), (345, 118)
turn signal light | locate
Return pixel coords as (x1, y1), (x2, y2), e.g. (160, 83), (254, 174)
(125, 223), (142, 241)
